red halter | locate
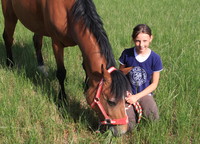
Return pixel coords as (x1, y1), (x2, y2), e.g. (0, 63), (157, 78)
(90, 67), (128, 125)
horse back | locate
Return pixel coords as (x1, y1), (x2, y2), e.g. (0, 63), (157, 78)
(2, 0), (75, 40)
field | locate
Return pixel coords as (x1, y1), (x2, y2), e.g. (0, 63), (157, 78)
(0, 0), (199, 143)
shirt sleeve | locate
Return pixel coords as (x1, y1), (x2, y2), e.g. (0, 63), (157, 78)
(119, 50), (126, 65)
(153, 55), (163, 72)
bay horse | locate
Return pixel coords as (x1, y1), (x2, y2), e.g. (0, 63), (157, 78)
(1, 0), (132, 136)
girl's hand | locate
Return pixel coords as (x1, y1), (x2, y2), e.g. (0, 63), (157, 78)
(125, 91), (138, 104)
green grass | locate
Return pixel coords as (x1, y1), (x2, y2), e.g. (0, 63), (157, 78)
(0, 0), (200, 143)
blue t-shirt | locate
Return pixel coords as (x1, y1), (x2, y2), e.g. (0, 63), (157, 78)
(119, 47), (163, 94)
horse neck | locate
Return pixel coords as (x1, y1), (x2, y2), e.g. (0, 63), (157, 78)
(75, 28), (107, 104)
(72, 24), (107, 83)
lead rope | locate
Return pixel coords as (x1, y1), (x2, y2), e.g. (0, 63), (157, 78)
(133, 102), (142, 123)
(126, 102), (142, 123)
(134, 82), (142, 123)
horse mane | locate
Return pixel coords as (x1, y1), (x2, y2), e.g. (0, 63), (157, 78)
(71, 0), (131, 99)
(71, 0), (116, 68)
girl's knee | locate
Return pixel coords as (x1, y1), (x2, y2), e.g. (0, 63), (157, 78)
(139, 95), (159, 121)
(143, 109), (159, 121)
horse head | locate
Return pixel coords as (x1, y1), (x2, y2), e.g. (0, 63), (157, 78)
(86, 65), (131, 136)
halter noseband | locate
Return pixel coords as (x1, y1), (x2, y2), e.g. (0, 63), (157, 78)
(90, 67), (128, 125)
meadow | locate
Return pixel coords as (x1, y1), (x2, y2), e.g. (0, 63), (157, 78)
(0, 0), (199, 143)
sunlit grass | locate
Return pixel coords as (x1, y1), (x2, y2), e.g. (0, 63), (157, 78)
(0, 0), (199, 143)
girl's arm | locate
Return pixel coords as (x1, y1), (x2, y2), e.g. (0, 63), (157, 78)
(125, 71), (160, 104)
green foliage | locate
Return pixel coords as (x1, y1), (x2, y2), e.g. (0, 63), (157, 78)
(0, 0), (199, 143)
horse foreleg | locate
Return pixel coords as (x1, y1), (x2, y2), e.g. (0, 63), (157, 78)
(82, 60), (89, 91)
(52, 39), (67, 101)
(33, 34), (48, 76)
(2, 0), (18, 67)
(33, 34), (44, 66)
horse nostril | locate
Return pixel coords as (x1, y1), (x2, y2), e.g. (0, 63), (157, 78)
(110, 127), (120, 137)
(109, 125), (128, 137)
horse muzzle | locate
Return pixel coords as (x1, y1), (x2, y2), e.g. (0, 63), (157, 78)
(100, 124), (129, 136)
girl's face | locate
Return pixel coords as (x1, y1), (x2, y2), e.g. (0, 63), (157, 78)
(134, 33), (153, 54)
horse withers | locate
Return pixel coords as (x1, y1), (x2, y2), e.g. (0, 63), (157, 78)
(1, 0), (132, 136)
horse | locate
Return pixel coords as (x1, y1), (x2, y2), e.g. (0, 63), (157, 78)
(1, 0), (132, 136)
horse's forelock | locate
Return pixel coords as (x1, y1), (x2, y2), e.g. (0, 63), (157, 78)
(110, 70), (131, 100)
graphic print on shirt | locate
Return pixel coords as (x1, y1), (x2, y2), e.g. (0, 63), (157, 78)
(129, 66), (147, 86)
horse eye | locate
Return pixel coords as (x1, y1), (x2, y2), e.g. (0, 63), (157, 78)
(107, 100), (116, 106)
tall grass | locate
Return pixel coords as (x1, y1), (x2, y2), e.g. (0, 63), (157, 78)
(0, 0), (199, 143)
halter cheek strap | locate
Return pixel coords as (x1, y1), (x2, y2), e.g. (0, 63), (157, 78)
(90, 67), (128, 125)
(126, 102), (142, 123)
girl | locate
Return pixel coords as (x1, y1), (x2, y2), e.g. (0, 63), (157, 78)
(119, 24), (163, 120)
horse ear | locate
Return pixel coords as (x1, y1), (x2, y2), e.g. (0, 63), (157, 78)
(101, 64), (110, 79)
